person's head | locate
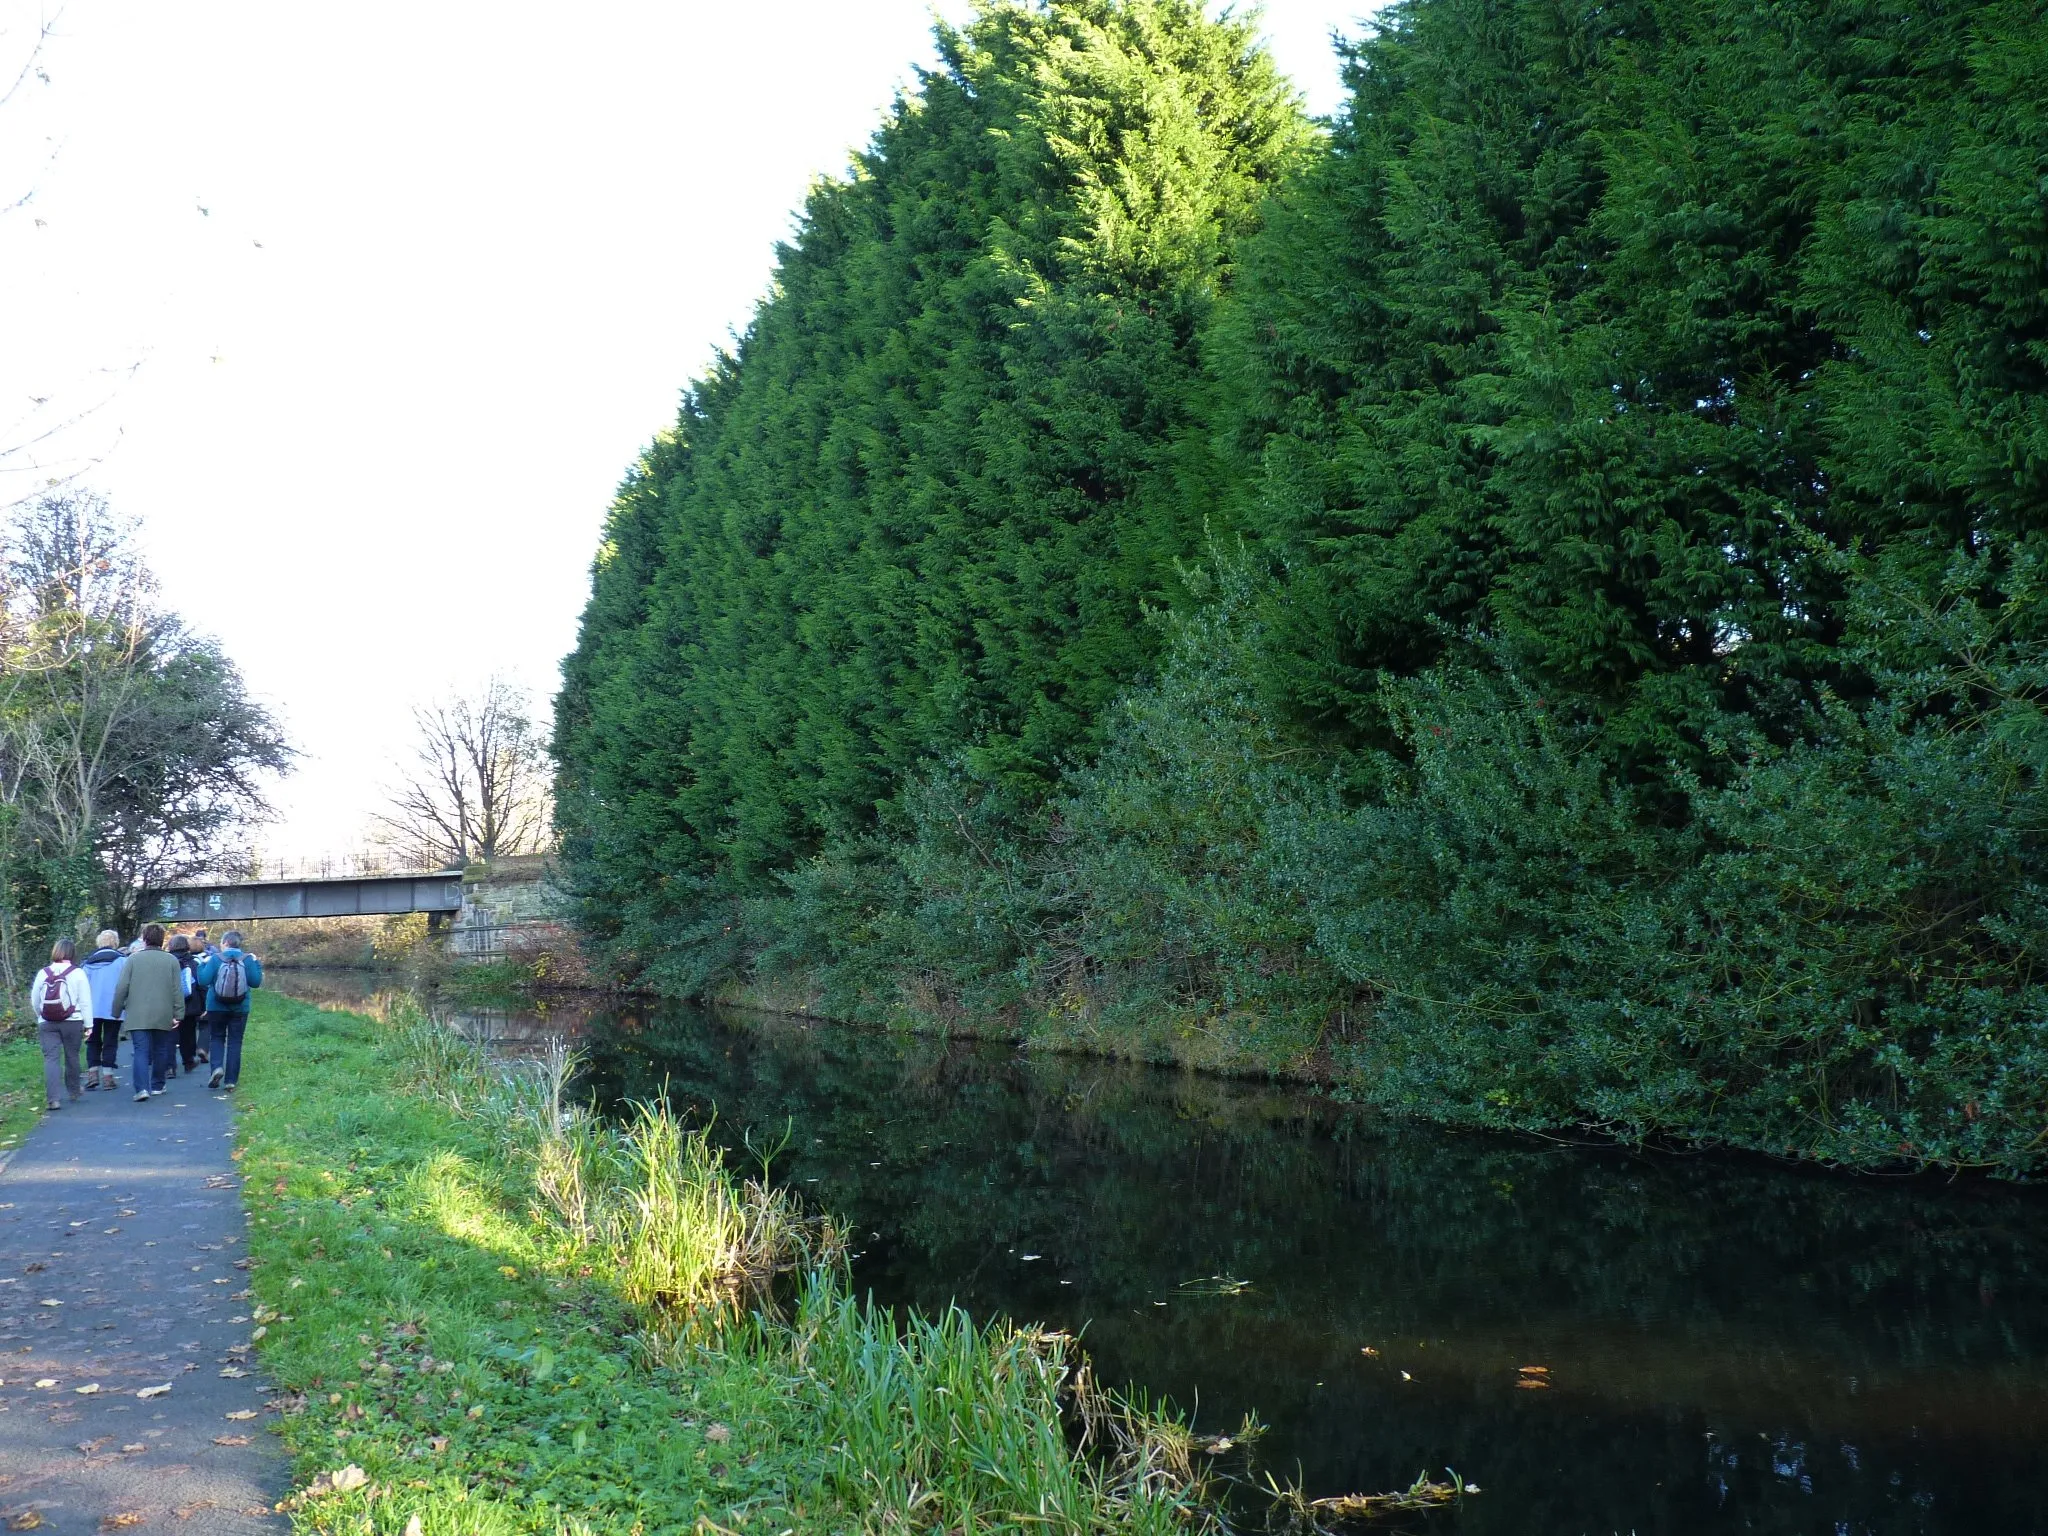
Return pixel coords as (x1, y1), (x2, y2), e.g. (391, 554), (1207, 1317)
(49, 936), (77, 965)
(222, 930), (244, 951)
(193, 928), (209, 945)
(169, 934), (190, 955)
(96, 929), (120, 950)
(142, 923), (166, 948)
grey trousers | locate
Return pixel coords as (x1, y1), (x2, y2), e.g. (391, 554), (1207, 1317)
(38, 1017), (85, 1104)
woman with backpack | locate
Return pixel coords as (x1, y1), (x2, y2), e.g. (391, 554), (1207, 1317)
(195, 931), (262, 1090)
(30, 937), (92, 1110)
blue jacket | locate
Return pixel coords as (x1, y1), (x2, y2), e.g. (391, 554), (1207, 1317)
(195, 948), (264, 1013)
(82, 947), (128, 1021)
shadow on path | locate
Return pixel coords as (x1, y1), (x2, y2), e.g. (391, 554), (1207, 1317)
(0, 1042), (287, 1536)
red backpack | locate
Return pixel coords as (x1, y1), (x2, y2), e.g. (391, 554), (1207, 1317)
(39, 964), (76, 1023)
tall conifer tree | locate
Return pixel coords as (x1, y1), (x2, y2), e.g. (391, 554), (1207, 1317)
(556, 1), (1306, 958)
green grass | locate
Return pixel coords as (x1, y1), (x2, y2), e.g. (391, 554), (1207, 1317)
(0, 1026), (43, 1157)
(235, 992), (1224, 1536)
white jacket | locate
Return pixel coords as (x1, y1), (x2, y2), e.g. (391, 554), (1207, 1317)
(30, 963), (93, 1026)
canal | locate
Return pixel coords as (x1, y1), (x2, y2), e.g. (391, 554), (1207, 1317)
(275, 972), (2048, 1535)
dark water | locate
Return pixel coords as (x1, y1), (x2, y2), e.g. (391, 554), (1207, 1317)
(278, 975), (2048, 1535)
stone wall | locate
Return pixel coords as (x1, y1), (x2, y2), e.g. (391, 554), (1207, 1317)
(450, 855), (587, 981)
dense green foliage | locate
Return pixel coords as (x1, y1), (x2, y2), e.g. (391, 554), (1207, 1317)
(556, 0), (1304, 919)
(558, 0), (2048, 1173)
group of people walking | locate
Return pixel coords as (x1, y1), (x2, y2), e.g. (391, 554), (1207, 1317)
(29, 925), (264, 1109)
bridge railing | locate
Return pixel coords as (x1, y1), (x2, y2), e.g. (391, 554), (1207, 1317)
(161, 854), (462, 885)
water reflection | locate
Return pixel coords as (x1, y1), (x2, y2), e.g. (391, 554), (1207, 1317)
(273, 974), (2048, 1535)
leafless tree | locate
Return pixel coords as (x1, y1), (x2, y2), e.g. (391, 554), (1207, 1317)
(372, 678), (551, 870)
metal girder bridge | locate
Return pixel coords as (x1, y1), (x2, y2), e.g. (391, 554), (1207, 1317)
(140, 870), (466, 926)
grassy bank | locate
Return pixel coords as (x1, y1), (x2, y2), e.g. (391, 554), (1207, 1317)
(0, 1026), (41, 1159)
(234, 992), (1240, 1536)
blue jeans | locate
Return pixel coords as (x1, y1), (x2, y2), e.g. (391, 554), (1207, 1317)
(130, 1030), (173, 1094)
(208, 1012), (248, 1085)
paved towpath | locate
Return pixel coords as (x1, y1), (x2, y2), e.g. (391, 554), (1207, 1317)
(0, 1046), (288, 1536)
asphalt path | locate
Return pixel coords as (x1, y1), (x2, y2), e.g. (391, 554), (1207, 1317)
(0, 1040), (288, 1536)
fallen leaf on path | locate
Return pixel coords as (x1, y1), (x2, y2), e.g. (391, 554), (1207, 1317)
(212, 1435), (251, 1447)
(201, 1176), (236, 1189)
(73, 1384), (99, 1395)
(135, 1384), (171, 1400)
(120, 1444), (145, 1454)
(98, 1513), (144, 1530)
(219, 1368), (247, 1379)
(172, 1501), (217, 1520)
(33, 1380), (56, 1390)
(37, 1300), (59, 1308)
(9, 1510), (45, 1530)
(223, 1410), (257, 1421)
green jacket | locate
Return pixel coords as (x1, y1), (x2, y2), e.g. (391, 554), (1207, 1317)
(113, 948), (186, 1032)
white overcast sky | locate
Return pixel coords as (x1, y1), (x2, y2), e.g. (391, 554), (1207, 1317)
(2, 1), (1372, 862)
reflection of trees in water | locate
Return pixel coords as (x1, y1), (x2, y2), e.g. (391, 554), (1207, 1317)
(575, 1005), (2048, 1535)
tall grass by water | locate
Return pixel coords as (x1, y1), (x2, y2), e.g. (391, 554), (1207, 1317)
(245, 990), (1232, 1535)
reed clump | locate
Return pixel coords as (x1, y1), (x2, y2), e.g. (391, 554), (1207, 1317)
(793, 1280), (1227, 1534)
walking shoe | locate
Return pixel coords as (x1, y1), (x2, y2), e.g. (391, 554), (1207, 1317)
(46, 1101), (61, 1111)
(223, 1082), (236, 1093)
(209, 1068), (225, 1089)
(196, 1049), (209, 1064)
(133, 1091), (150, 1102)
(151, 1087), (165, 1096)
(84, 1077), (98, 1091)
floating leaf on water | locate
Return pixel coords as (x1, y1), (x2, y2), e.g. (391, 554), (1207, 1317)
(1177, 1274), (1252, 1297)
(1360, 1346), (1379, 1357)
(1515, 1378), (1550, 1390)
(1400, 1371), (1413, 1381)
(1518, 1364), (1549, 1376)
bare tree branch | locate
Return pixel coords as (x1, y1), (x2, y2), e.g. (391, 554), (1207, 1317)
(372, 677), (552, 869)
